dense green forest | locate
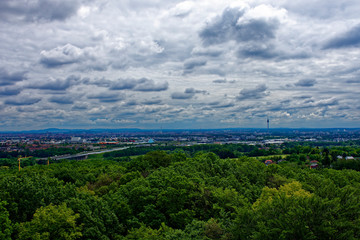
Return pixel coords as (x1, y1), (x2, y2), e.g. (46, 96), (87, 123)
(1, 144), (360, 239)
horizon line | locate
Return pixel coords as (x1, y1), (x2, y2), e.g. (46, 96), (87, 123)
(1, 127), (360, 133)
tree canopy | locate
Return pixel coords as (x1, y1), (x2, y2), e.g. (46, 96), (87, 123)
(0, 144), (359, 239)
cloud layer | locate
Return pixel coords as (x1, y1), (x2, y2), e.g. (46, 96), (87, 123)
(1, 0), (360, 130)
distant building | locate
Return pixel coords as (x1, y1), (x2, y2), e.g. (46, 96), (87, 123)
(310, 160), (319, 169)
(345, 156), (354, 160)
(148, 138), (155, 144)
(70, 137), (82, 143)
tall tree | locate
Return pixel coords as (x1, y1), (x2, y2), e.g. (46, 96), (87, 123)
(0, 201), (12, 240)
(18, 203), (82, 240)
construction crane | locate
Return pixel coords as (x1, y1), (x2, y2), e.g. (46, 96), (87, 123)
(18, 155), (25, 172)
(17, 155), (32, 172)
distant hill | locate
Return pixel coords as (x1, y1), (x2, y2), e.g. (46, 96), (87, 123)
(1, 127), (359, 134)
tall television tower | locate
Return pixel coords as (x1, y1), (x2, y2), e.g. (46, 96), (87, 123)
(267, 117), (269, 130)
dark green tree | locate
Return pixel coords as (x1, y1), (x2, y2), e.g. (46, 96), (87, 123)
(0, 201), (12, 240)
(17, 203), (82, 240)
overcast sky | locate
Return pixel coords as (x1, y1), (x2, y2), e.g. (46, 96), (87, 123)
(1, 0), (360, 130)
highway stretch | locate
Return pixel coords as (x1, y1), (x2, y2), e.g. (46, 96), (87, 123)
(37, 147), (129, 161)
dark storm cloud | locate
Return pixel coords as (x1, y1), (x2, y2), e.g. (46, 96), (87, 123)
(213, 79), (236, 84)
(124, 100), (138, 106)
(337, 105), (351, 110)
(171, 92), (193, 99)
(71, 104), (88, 110)
(109, 79), (138, 90)
(87, 78), (168, 92)
(209, 101), (235, 108)
(238, 43), (278, 59)
(185, 88), (207, 94)
(114, 111), (137, 118)
(133, 79), (169, 92)
(142, 99), (162, 105)
(83, 78), (111, 88)
(5, 96), (41, 106)
(346, 78), (360, 83)
(213, 79), (227, 83)
(234, 18), (279, 42)
(40, 44), (86, 68)
(143, 108), (160, 114)
(198, 5), (307, 61)
(184, 58), (207, 70)
(236, 84), (268, 101)
(171, 88), (206, 100)
(238, 43), (310, 60)
(27, 75), (81, 90)
(208, 101), (221, 106)
(200, 7), (245, 45)
(0, 0), (81, 22)
(293, 95), (312, 100)
(324, 24), (360, 49)
(294, 79), (317, 87)
(0, 86), (22, 96)
(87, 92), (125, 103)
(49, 96), (74, 105)
(0, 68), (27, 86)
(199, 7), (279, 46)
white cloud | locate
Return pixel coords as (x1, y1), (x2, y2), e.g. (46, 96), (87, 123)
(169, 1), (194, 17)
(237, 4), (287, 24)
(40, 44), (88, 67)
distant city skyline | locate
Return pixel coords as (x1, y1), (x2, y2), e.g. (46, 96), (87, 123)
(1, 0), (360, 131)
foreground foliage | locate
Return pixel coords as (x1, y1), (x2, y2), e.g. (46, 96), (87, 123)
(0, 150), (360, 239)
